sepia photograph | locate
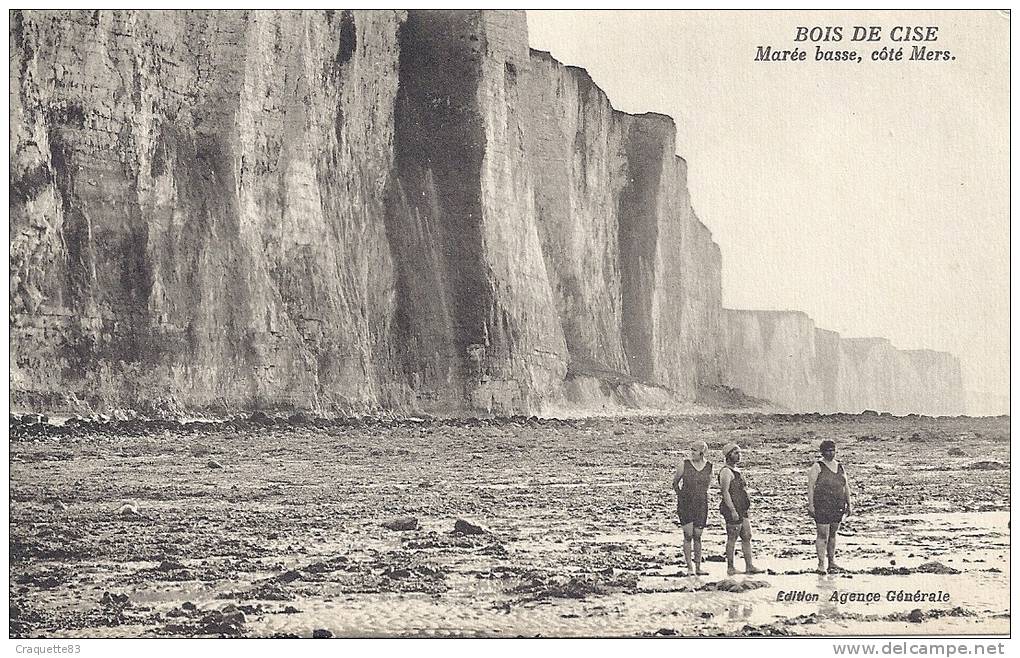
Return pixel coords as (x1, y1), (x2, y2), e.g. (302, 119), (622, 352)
(8, 8), (1010, 645)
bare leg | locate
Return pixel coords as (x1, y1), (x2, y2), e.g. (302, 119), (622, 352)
(815, 523), (830, 574)
(725, 523), (740, 575)
(682, 522), (695, 574)
(741, 518), (763, 573)
(693, 526), (706, 574)
(827, 522), (842, 571)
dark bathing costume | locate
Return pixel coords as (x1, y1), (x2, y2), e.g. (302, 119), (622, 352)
(813, 460), (848, 525)
(719, 465), (751, 525)
(676, 459), (713, 528)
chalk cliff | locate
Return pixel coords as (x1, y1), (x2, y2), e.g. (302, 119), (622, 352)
(836, 338), (964, 416)
(384, 11), (567, 414)
(722, 310), (965, 415)
(9, 9), (964, 417)
(11, 10), (407, 414)
(721, 310), (824, 412)
(522, 51), (723, 400)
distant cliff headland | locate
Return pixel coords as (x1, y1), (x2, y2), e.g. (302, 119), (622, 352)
(9, 10), (965, 417)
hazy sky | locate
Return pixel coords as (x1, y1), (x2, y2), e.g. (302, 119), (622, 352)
(528, 10), (1009, 396)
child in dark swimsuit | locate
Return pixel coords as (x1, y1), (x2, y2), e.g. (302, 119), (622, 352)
(672, 441), (712, 575)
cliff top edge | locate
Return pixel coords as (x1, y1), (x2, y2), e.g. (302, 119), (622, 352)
(724, 310), (958, 359)
(528, 47), (678, 128)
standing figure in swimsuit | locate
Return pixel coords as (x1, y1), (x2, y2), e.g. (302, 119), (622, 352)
(718, 443), (765, 576)
(672, 440), (713, 575)
(807, 439), (853, 574)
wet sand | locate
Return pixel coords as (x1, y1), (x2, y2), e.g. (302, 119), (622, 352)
(9, 413), (1010, 637)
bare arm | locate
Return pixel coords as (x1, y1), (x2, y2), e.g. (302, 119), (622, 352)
(672, 467), (683, 496)
(806, 464), (818, 515)
(720, 468), (736, 514)
(842, 464), (853, 516)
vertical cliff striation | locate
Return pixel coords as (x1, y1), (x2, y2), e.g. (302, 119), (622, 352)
(384, 10), (567, 414)
(722, 310), (965, 415)
(835, 339), (964, 415)
(11, 10), (406, 414)
(522, 54), (629, 376)
(384, 10), (496, 411)
(904, 350), (965, 416)
(616, 114), (723, 396)
(11, 9), (573, 416)
(522, 53), (723, 401)
(9, 9), (964, 417)
(813, 328), (843, 412)
(721, 310), (824, 411)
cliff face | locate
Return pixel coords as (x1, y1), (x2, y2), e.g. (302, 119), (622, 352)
(721, 310), (824, 411)
(9, 9), (962, 417)
(641, 149), (722, 396)
(522, 54), (723, 399)
(523, 54), (629, 376)
(814, 328), (843, 412)
(836, 339), (964, 416)
(11, 9), (575, 416)
(722, 310), (965, 415)
(11, 10), (406, 413)
(384, 11), (568, 414)
(903, 350), (964, 415)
